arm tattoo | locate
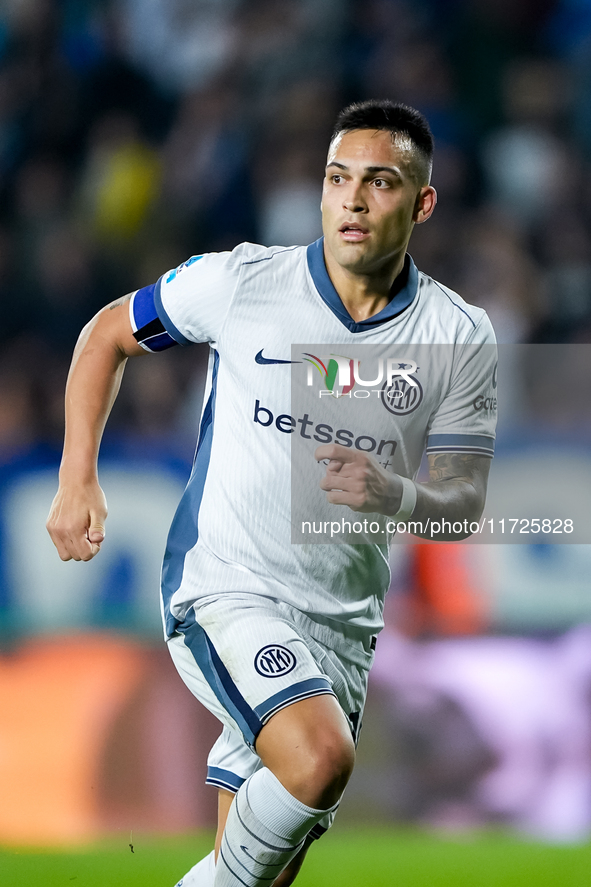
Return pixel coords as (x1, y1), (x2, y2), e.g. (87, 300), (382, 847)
(108, 293), (133, 310)
(409, 452), (492, 537)
(428, 452), (483, 484)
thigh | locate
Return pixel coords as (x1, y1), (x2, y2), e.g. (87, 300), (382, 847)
(167, 595), (336, 747)
(297, 624), (373, 749)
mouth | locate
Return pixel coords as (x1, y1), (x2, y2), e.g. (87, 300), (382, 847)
(339, 222), (369, 242)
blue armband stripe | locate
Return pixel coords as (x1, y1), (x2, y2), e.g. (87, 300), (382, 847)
(154, 276), (193, 346)
(132, 283), (178, 351)
(426, 433), (495, 456)
(132, 283), (159, 328)
(142, 331), (179, 352)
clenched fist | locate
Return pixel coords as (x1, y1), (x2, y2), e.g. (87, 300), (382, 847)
(46, 479), (107, 562)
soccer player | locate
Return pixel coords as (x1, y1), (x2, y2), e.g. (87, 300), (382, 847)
(46, 101), (496, 886)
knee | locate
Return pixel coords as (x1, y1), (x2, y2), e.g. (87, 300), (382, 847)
(256, 695), (357, 809)
(277, 724), (355, 810)
(302, 728), (355, 807)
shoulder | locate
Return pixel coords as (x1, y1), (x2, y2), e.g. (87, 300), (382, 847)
(174, 242), (307, 287)
(237, 242), (307, 267)
(159, 242), (301, 299)
(155, 242), (310, 344)
(163, 241), (302, 281)
(417, 270), (496, 343)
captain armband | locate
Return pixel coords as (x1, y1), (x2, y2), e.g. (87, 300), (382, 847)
(130, 283), (179, 352)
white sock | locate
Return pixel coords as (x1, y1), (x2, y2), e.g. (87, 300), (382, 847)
(214, 768), (334, 886)
(174, 849), (216, 886)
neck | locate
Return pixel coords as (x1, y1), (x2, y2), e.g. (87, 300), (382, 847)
(323, 245), (407, 322)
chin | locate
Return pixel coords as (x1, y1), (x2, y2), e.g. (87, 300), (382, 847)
(334, 241), (371, 263)
(342, 247), (375, 271)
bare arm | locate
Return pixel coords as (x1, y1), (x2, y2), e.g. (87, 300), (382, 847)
(316, 444), (490, 540)
(411, 451), (490, 539)
(46, 294), (147, 561)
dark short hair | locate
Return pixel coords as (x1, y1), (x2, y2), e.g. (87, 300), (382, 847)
(331, 100), (434, 184)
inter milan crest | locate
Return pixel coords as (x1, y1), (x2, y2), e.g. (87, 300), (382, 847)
(381, 375), (423, 415)
(255, 645), (297, 677)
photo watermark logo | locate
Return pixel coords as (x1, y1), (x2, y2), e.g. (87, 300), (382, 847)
(304, 353), (419, 401)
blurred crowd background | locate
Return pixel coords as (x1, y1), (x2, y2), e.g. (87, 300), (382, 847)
(2, 0), (591, 453)
(2, 0), (591, 852)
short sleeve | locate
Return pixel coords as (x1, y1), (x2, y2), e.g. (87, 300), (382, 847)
(154, 245), (246, 345)
(426, 315), (498, 458)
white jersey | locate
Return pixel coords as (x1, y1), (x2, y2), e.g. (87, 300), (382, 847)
(131, 239), (496, 642)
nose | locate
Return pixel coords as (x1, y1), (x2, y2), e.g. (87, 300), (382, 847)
(343, 181), (367, 214)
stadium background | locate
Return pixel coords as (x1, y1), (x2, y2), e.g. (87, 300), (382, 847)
(1, 0), (591, 882)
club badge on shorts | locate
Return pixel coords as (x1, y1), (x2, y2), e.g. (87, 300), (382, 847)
(254, 644), (297, 677)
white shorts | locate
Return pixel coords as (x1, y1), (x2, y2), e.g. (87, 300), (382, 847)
(167, 593), (375, 838)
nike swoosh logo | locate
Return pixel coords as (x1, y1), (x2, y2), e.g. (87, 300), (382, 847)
(255, 349), (301, 365)
(240, 843), (298, 860)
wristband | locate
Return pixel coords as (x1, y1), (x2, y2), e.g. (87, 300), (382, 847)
(392, 476), (417, 522)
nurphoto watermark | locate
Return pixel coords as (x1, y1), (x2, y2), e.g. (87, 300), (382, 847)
(290, 344), (591, 544)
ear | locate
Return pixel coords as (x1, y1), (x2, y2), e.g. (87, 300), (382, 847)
(414, 186), (437, 224)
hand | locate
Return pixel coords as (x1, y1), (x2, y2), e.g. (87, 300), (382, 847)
(315, 443), (403, 515)
(46, 479), (108, 562)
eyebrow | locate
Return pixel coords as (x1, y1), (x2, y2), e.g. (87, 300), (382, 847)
(326, 161), (403, 177)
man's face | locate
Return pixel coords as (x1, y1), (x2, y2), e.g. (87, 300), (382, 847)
(321, 128), (435, 276)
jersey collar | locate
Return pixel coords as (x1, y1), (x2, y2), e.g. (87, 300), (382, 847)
(306, 237), (419, 333)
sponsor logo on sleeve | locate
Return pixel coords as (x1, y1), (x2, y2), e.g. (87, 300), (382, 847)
(473, 394), (497, 412)
(166, 254), (204, 283)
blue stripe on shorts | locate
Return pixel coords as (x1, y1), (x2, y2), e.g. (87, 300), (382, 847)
(178, 609), (263, 746)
